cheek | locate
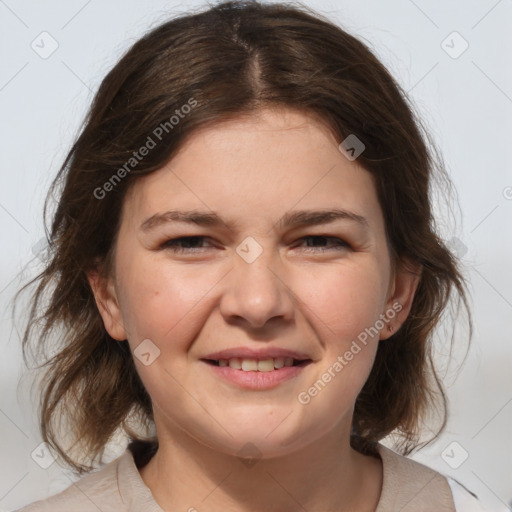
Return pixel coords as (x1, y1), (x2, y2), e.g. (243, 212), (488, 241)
(292, 270), (383, 429)
(116, 252), (216, 348)
(295, 260), (387, 342)
(292, 262), (386, 398)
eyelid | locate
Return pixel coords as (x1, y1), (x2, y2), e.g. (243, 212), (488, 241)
(159, 235), (351, 253)
(159, 236), (215, 251)
(294, 235), (351, 251)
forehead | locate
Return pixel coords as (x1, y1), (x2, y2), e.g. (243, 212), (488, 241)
(122, 108), (384, 234)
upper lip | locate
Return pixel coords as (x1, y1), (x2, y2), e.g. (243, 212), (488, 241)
(201, 347), (312, 361)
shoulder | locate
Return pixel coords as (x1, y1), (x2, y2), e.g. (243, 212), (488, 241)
(12, 448), (153, 512)
(374, 443), (487, 512)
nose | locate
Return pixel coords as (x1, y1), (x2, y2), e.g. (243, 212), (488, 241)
(219, 242), (295, 330)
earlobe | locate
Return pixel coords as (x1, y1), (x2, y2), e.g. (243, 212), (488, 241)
(87, 270), (128, 341)
(380, 258), (422, 340)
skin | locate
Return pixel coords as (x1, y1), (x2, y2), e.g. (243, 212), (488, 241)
(88, 107), (421, 512)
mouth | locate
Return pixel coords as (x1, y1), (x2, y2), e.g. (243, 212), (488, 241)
(200, 355), (313, 390)
(200, 357), (313, 371)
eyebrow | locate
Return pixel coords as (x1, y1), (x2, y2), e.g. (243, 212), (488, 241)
(139, 208), (369, 233)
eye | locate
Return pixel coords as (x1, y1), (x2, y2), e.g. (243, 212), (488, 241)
(295, 236), (350, 252)
(159, 235), (350, 254)
(160, 236), (213, 253)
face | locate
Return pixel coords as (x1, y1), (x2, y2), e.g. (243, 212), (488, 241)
(89, 107), (419, 459)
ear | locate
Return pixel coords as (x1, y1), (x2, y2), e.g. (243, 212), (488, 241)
(380, 257), (422, 340)
(87, 270), (128, 341)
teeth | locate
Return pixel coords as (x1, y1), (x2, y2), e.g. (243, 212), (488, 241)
(257, 359), (274, 372)
(242, 359), (258, 371)
(217, 357), (300, 371)
(228, 358), (242, 370)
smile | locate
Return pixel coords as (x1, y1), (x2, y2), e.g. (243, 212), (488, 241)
(200, 357), (313, 390)
(202, 357), (311, 372)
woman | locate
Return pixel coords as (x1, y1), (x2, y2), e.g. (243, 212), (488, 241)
(14, 1), (486, 510)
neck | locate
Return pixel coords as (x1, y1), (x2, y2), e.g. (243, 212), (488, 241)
(138, 423), (383, 512)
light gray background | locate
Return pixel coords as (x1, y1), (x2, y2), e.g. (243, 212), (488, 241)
(1, 1), (511, 511)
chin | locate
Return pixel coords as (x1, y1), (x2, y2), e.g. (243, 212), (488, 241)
(196, 409), (323, 460)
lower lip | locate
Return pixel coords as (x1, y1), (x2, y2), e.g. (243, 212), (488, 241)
(202, 361), (310, 390)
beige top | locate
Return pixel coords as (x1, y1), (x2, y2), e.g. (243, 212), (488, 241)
(15, 441), (466, 512)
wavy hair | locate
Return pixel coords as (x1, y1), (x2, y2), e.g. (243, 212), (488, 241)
(13, 0), (472, 473)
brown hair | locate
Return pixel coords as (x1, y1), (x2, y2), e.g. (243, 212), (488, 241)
(13, 0), (471, 474)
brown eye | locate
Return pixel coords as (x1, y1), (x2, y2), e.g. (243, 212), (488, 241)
(296, 236), (350, 252)
(160, 236), (213, 252)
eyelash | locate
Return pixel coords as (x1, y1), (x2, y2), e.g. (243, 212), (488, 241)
(160, 236), (350, 253)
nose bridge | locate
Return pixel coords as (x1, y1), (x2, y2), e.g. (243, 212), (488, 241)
(220, 236), (293, 327)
